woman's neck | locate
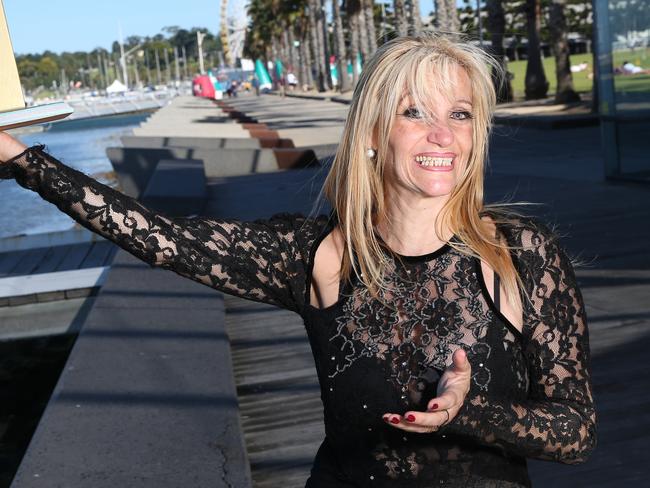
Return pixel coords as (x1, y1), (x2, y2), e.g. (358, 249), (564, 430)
(376, 191), (453, 256)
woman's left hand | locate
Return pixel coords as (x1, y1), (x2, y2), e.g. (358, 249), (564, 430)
(382, 348), (471, 433)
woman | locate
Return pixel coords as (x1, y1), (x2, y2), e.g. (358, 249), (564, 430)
(0, 34), (595, 487)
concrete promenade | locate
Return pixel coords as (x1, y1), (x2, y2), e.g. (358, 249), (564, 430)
(7, 92), (650, 487)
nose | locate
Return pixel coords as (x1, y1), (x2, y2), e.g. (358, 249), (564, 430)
(426, 119), (454, 147)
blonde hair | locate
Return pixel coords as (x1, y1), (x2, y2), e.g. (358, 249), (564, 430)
(323, 33), (524, 308)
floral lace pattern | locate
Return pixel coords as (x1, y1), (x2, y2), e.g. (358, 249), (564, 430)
(3, 147), (596, 488)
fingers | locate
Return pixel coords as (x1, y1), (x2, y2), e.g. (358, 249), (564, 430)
(382, 409), (451, 434)
(451, 348), (471, 374)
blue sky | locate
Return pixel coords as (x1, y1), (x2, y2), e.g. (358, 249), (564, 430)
(4, 0), (445, 55)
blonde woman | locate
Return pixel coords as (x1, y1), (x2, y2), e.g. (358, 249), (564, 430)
(0, 34), (595, 487)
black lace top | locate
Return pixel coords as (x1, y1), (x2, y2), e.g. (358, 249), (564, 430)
(2, 147), (596, 487)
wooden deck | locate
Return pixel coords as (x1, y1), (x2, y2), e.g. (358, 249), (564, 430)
(0, 241), (116, 279)
(224, 297), (323, 488)
(0, 241), (117, 306)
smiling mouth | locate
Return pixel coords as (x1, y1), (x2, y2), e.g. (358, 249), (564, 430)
(415, 155), (454, 168)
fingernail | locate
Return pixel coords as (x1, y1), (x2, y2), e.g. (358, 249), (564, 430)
(382, 416), (389, 423)
(406, 414), (415, 422)
(390, 417), (400, 424)
(429, 403), (439, 411)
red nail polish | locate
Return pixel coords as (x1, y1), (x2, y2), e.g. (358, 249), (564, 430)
(390, 417), (400, 424)
(406, 414), (415, 422)
(383, 416), (389, 423)
(430, 403), (439, 411)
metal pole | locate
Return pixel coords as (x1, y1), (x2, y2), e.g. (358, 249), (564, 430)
(119, 23), (128, 87)
(476, 0), (484, 47)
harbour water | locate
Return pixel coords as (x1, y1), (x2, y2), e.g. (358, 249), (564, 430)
(0, 113), (149, 239)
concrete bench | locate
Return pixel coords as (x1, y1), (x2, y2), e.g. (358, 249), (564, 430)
(121, 135), (295, 150)
(107, 147), (318, 198)
(142, 159), (207, 216)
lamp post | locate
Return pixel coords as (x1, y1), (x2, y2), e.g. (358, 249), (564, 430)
(197, 31), (206, 74)
(119, 43), (143, 89)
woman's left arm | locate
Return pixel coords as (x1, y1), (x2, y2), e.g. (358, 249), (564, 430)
(442, 230), (596, 463)
(395, 227), (596, 464)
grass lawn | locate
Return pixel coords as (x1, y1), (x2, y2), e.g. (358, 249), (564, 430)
(507, 48), (650, 100)
(508, 52), (594, 99)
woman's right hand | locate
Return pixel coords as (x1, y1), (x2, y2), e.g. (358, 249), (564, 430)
(0, 132), (27, 163)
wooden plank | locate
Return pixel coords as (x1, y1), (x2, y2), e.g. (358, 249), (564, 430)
(224, 296), (322, 488)
(0, 267), (109, 299)
(9, 246), (50, 276)
(81, 241), (117, 268)
(0, 249), (28, 277)
(57, 242), (92, 271)
(32, 245), (69, 274)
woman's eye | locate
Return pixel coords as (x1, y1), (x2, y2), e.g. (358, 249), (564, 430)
(402, 107), (422, 119)
(450, 111), (473, 121)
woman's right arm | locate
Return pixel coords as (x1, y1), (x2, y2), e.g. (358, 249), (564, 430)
(0, 139), (309, 312)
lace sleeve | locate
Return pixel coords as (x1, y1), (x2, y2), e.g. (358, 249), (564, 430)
(1, 145), (309, 312)
(442, 222), (596, 464)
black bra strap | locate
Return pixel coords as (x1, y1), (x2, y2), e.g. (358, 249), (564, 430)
(493, 272), (501, 311)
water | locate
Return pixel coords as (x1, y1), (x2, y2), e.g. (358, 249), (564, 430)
(0, 113), (149, 239)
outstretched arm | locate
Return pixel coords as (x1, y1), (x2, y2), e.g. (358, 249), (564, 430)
(0, 140), (309, 312)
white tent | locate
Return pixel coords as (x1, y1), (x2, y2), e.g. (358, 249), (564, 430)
(106, 79), (127, 94)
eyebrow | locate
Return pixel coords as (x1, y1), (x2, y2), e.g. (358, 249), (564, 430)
(456, 99), (473, 106)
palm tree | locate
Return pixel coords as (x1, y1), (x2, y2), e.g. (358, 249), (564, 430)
(410, 0), (422, 34)
(524, 0), (548, 99)
(549, 0), (580, 103)
(446, 0), (460, 32)
(356, 0), (371, 62)
(435, 0), (459, 33)
(434, 0), (448, 31)
(486, 0), (513, 102)
(332, 0), (351, 92)
(364, 0), (378, 53)
(308, 0), (327, 91)
(348, 0), (362, 86)
(394, 0), (409, 36)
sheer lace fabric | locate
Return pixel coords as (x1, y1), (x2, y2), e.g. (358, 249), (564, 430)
(3, 147), (595, 487)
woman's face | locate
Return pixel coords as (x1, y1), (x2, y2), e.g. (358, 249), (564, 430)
(383, 65), (474, 203)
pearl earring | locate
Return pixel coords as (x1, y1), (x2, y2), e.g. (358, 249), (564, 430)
(366, 148), (377, 159)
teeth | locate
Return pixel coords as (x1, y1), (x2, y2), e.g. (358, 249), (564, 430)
(415, 156), (453, 167)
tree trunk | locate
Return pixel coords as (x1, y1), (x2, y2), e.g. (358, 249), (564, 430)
(301, 32), (314, 90)
(287, 24), (298, 76)
(446, 0), (460, 32)
(549, 0), (580, 103)
(356, 0), (370, 64)
(364, 0), (378, 53)
(394, 0), (409, 36)
(411, 0), (422, 34)
(524, 0), (549, 99)
(348, 4), (361, 86)
(434, 0), (448, 31)
(486, 0), (513, 102)
(333, 0), (351, 92)
(308, 0), (327, 91)
(318, 0), (333, 90)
